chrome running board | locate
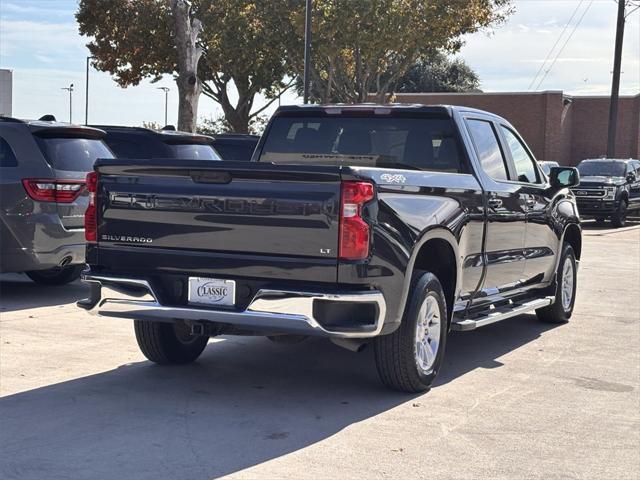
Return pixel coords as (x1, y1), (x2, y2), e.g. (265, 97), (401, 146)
(451, 296), (555, 332)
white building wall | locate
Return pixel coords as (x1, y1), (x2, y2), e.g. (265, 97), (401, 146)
(0, 69), (13, 117)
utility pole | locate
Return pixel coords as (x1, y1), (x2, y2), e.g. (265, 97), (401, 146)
(61, 84), (74, 123)
(302, 0), (312, 104)
(157, 87), (170, 126)
(606, 0), (626, 158)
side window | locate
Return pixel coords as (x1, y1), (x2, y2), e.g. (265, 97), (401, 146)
(501, 126), (539, 184)
(466, 119), (509, 180)
(0, 137), (18, 167)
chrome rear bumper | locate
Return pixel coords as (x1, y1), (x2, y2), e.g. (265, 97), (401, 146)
(78, 273), (386, 339)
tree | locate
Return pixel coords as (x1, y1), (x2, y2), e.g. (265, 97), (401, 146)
(77, 0), (297, 133)
(384, 52), (481, 95)
(170, 0), (203, 132)
(296, 0), (510, 104)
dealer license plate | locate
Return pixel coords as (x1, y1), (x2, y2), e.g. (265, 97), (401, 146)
(188, 277), (235, 307)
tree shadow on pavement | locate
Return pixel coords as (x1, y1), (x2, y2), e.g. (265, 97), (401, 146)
(0, 314), (559, 480)
(0, 274), (87, 313)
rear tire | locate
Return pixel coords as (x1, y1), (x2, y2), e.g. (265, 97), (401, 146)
(134, 320), (208, 364)
(373, 271), (448, 393)
(611, 199), (628, 228)
(536, 243), (577, 323)
(26, 265), (83, 285)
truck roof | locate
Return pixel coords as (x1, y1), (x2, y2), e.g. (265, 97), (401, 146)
(274, 103), (505, 120)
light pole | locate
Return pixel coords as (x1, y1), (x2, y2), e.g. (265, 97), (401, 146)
(85, 56), (93, 125)
(61, 83), (74, 123)
(157, 87), (170, 126)
(302, 0), (312, 104)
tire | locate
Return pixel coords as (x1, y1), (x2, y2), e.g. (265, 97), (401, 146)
(26, 265), (83, 285)
(611, 199), (628, 228)
(373, 271), (448, 393)
(536, 243), (577, 323)
(134, 320), (208, 365)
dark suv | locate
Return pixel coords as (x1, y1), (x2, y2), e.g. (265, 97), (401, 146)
(210, 134), (260, 161)
(94, 126), (221, 160)
(574, 158), (640, 227)
(0, 117), (113, 284)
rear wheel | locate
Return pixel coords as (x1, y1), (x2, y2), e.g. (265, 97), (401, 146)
(26, 265), (83, 285)
(373, 272), (448, 393)
(536, 243), (577, 323)
(134, 320), (208, 364)
(611, 199), (628, 228)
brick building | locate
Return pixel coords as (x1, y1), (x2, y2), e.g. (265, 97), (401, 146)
(392, 91), (640, 166)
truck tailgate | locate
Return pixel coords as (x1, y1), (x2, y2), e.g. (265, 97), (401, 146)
(95, 160), (341, 260)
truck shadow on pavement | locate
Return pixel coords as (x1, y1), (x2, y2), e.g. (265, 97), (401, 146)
(0, 274), (87, 313)
(0, 314), (558, 480)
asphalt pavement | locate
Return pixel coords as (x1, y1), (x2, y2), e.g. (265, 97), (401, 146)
(0, 221), (638, 480)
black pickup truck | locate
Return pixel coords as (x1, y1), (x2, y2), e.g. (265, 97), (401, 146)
(78, 104), (582, 393)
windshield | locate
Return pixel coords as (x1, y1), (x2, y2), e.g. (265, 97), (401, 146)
(577, 161), (626, 177)
(169, 143), (221, 160)
(37, 137), (114, 172)
(259, 116), (463, 173)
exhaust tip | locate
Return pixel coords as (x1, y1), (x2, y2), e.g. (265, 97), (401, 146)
(58, 256), (72, 268)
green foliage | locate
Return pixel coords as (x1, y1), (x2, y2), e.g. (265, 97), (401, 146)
(294, 0), (511, 103)
(198, 114), (268, 135)
(384, 52), (481, 95)
(77, 0), (510, 131)
(77, 0), (297, 133)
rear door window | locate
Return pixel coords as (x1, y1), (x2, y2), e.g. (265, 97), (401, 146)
(259, 116), (463, 172)
(466, 119), (509, 180)
(37, 137), (114, 172)
(500, 126), (540, 184)
(0, 137), (18, 167)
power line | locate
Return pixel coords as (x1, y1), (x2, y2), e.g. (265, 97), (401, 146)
(534, 0), (595, 90)
(527, 0), (585, 91)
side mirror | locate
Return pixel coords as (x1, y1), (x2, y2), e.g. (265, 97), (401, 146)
(550, 167), (580, 189)
(626, 172), (636, 183)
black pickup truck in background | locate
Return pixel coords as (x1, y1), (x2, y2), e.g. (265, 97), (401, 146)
(573, 158), (640, 227)
(78, 104), (582, 393)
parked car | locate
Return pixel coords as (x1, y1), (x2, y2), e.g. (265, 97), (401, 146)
(574, 158), (640, 227)
(538, 160), (560, 175)
(78, 104), (582, 392)
(94, 125), (221, 160)
(210, 133), (260, 161)
(0, 116), (113, 284)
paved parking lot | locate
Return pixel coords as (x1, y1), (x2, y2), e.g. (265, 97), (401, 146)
(1, 222), (639, 480)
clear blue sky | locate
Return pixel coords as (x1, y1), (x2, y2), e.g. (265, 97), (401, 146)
(1, 0), (638, 126)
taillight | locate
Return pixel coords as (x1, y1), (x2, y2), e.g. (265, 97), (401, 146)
(84, 171), (98, 243)
(22, 179), (85, 203)
(339, 181), (374, 260)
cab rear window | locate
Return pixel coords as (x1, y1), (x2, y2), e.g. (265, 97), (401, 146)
(259, 115), (463, 173)
(36, 137), (114, 172)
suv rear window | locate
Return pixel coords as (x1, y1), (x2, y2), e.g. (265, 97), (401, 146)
(168, 143), (221, 160)
(259, 116), (463, 172)
(36, 137), (114, 172)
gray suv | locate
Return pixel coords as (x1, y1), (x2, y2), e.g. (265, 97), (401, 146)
(0, 117), (113, 284)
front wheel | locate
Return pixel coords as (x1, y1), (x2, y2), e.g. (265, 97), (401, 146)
(373, 271), (448, 393)
(26, 265), (83, 285)
(611, 199), (628, 228)
(536, 243), (577, 323)
(134, 320), (208, 364)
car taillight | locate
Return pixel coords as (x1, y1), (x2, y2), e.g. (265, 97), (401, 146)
(84, 171), (98, 243)
(339, 181), (374, 260)
(22, 179), (85, 203)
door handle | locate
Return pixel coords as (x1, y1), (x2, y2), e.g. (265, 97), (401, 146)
(487, 197), (503, 209)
